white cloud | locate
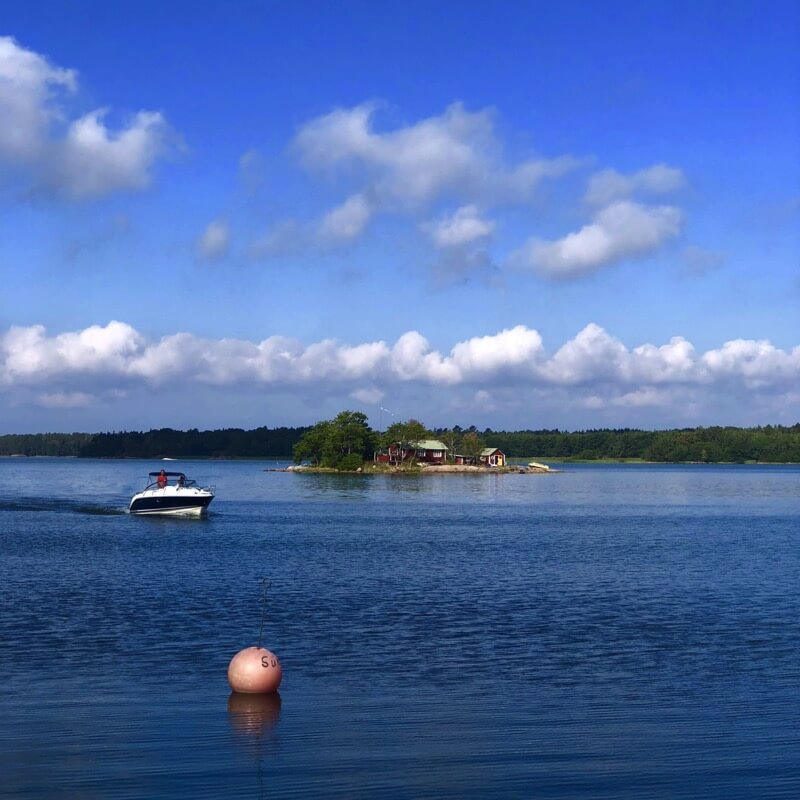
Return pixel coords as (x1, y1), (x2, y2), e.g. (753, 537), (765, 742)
(702, 338), (800, 387)
(512, 200), (683, 278)
(423, 205), (500, 286)
(0, 36), (171, 198)
(542, 323), (628, 384)
(293, 101), (577, 209)
(585, 163), (686, 207)
(318, 193), (372, 242)
(0, 35), (76, 161)
(389, 331), (461, 384)
(51, 109), (169, 198)
(3, 322), (798, 425)
(627, 337), (697, 383)
(0, 321), (142, 384)
(542, 325), (698, 386)
(450, 325), (544, 376)
(197, 218), (231, 261)
(425, 205), (495, 248)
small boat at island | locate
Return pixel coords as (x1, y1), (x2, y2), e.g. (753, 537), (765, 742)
(129, 471), (215, 516)
(527, 461), (551, 471)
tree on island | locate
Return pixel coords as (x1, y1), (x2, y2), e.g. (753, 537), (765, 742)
(379, 419), (429, 453)
(292, 410), (376, 469)
(459, 430), (485, 463)
(291, 420), (333, 466)
(436, 426), (462, 462)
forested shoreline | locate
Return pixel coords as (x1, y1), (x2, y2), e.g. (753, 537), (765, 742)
(1, 424), (800, 463)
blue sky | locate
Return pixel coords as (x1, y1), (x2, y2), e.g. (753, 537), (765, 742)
(1, 1), (798, 433)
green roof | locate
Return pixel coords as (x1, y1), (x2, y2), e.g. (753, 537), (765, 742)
(413, 440), (448, 451)
(480, 447), (502, 456)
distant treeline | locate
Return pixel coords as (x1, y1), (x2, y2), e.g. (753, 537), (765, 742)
(450, 425), (800, 463)
(0, 427), (309, 459)
(0, 432), (96, 457)
(1, 424), (800, 462)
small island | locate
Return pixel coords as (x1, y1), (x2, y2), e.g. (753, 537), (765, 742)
(288, 410), (554, 474)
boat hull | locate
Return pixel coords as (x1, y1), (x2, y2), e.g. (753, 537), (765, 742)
(129, 489), (214, 516)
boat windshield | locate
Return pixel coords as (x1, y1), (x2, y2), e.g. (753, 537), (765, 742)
(146, 472), (197, 489)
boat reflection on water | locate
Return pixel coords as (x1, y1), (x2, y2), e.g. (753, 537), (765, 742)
(227, 691), (282, 739)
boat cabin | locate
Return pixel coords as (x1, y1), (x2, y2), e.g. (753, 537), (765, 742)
(148, 470), (190, 488)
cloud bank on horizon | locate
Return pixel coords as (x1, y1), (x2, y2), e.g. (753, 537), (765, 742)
(0, 5), (798, 432)
(2, 321), (798, 430)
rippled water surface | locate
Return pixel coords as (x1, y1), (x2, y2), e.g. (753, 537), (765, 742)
(1, 459), (799, 798)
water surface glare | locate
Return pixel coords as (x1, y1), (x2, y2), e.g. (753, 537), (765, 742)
(1, 459), (799, 798)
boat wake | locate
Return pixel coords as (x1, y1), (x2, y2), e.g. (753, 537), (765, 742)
(0, 497), (127, 516)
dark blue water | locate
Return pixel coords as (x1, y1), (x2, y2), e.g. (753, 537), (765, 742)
(1, 459), (799, 798)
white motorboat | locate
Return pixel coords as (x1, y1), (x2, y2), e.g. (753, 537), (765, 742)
(129, 471), (215, 516)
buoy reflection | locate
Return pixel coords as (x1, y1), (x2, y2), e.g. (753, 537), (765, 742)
(227, 690), (282, 738)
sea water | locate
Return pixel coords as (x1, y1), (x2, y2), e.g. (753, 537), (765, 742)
(1, 459), (798, 798)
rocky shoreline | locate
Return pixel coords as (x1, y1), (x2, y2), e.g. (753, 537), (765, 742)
(274, 463), (556, 474)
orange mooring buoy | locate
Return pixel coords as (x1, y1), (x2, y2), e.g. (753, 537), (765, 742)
(228, 646), (283, 694)
(228, 578), (282, 693)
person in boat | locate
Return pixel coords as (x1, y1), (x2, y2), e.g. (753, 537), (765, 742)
(177, 474), (185, 487)
(157, 469), (167, 488)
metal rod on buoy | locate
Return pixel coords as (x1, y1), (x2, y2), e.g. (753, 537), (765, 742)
(228, 577), (283, 694)
(257, 577), (271, 650)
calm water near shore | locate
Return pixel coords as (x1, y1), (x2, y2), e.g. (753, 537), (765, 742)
(1, 459), (799, 798)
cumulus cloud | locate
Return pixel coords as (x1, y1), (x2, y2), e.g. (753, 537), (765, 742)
(50, 109), (169, 198)
(293, 101), (577, 210)
(266, 104), (695, 279)
(0, 36), (171, 198)
(197, 218), (231, 261)
(511, 200), (683, 278)
(450, 325), (544, 376)
(422, 205), (500, 286)
(701, 338), (800, 387)
(3, 321), (799, 416)
(0, 321), (142, 384)
(0, 35), (76, 160)
(318, 193), (372, 242)
(2, 320), (797, 431)
(584, 163), (686, 207)
(425, 205), (495, 248)
(541, 323), (628, 383)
